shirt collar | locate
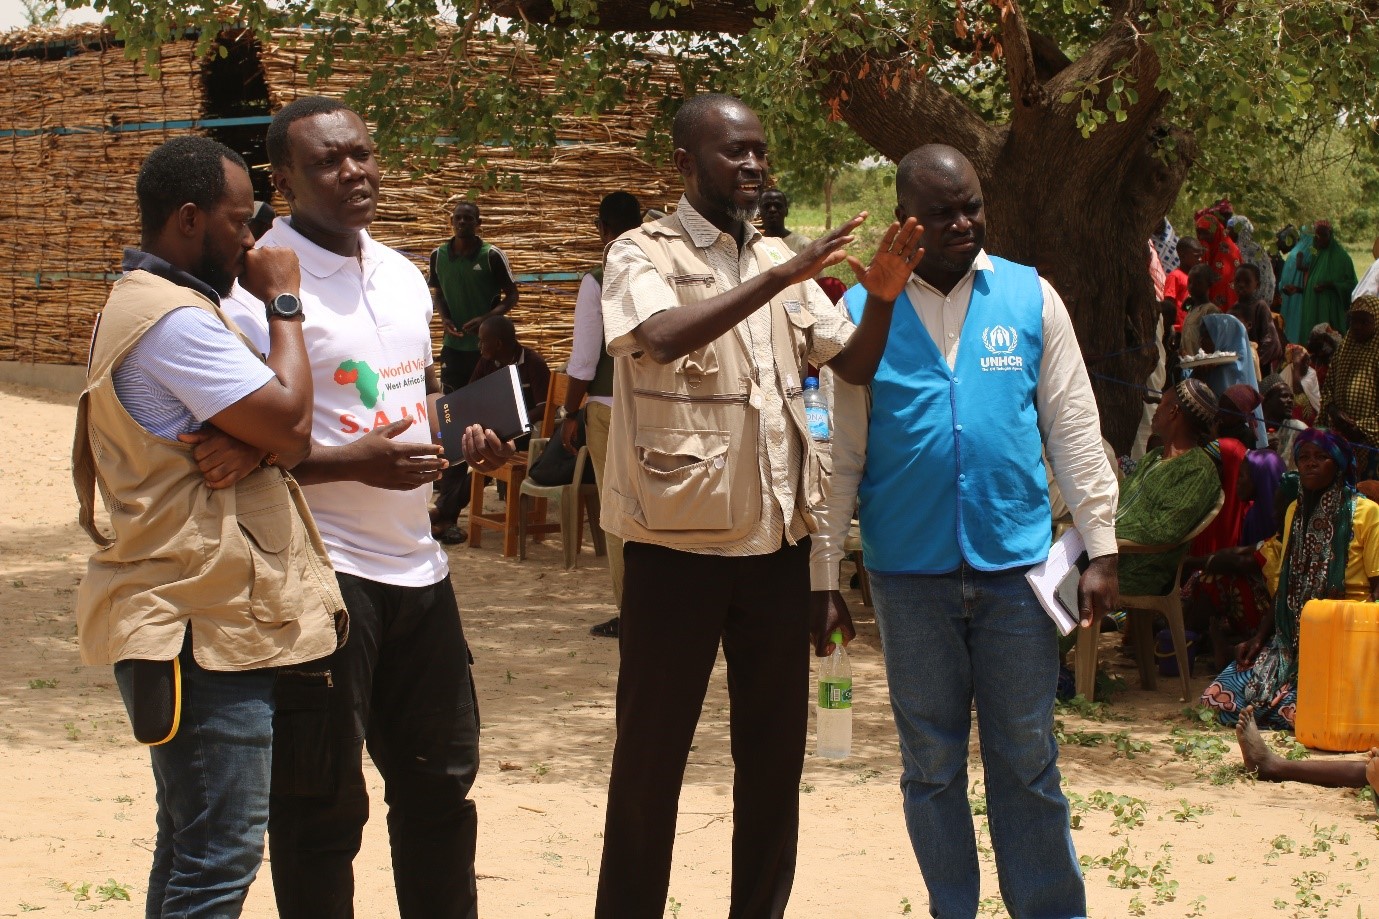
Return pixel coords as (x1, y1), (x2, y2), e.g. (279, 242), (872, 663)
(908, 249), (994, 298)
(268, 217), (378, 280)
(121, 248), (221, 304)
(676, 195), (761, 251)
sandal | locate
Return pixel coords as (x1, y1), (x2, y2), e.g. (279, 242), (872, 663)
(589, 617), (619, 638)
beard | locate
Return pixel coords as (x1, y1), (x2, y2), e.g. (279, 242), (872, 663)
(696, 155), (761, 226)
(196, 239), (240, 297)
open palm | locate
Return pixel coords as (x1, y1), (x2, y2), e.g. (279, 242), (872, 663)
(847, 218), (925, 301)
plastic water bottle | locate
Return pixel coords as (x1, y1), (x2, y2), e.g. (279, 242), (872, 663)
(803, 375), (831, 443)
(816, 629), (852, 759)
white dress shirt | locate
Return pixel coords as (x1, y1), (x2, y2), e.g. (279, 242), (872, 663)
(566, 272), (612, 407)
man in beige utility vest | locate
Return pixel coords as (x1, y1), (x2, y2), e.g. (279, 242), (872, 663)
(72, 136), (344, 916)
(594, 92), (926, 917)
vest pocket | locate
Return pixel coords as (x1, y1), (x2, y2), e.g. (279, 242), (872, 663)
(633, 427), (733, 530)
(236, 475), (302, 624)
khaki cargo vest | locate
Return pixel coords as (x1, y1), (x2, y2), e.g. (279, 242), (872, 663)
(600, 213), (831, 551)
(72, 270), (345, 671)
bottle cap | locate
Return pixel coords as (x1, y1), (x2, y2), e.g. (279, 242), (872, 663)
(829, 628), (843, 644)
(804, 375), (819, 389)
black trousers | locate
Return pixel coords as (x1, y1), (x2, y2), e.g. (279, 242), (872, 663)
(269, 572), (480, 919)
(433, 347), (483, 525)
(440, 346), (482, 395)
(595, 539), (811, 919)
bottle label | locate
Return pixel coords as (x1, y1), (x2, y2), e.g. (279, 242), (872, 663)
(818, 678), (852, 710)
(805, 405), (831, 442)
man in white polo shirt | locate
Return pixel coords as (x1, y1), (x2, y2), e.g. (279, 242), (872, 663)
(223, 96), (510, 919)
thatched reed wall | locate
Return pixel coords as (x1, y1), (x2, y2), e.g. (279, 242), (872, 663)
(0, 25), (204, 364)
(0, 21), (680, 366)
(258, 29), (681, 361)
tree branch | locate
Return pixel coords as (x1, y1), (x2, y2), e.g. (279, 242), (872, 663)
(824, 48), (1002, 173)
(998, 0), (1043, 116)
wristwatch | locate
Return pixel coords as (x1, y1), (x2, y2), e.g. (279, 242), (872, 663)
(266, 292), (304, 321)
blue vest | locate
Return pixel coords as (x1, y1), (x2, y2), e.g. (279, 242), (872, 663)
(847, 257), (1051, 574)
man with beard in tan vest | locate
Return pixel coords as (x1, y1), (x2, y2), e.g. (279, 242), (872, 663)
(73, 135), (345, 916)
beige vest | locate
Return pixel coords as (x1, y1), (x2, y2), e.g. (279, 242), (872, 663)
(601, 214), (831, 551)
(72, 270), (345, 670)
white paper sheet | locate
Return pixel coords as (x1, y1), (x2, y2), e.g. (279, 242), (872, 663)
(1025, 528), (1085, 637)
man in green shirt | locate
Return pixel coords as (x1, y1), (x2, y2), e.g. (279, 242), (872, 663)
(428, 199), (519, 393)
(429, 199), (520, 543)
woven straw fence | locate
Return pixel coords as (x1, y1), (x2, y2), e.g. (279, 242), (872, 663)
(0, 22), (680, 366)
(258, 28), (682, 363)
(0, 25), (204, 364)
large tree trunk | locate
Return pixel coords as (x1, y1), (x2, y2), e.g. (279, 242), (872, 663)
(499, 0), (1197, 452)
(824, 6), (1196, 453)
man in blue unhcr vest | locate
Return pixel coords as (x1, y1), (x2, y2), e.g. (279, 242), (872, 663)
(810, 144), (1121, 919)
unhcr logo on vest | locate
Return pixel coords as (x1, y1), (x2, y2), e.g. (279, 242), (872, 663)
(980, 325), (1023, 371)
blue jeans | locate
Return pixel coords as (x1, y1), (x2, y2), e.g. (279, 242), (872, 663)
(115, 639), (277, 919)
(871, 565), (1086, 919)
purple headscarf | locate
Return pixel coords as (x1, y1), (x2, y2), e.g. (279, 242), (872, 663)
(1293, 427), (1356, 487)
(1240, 449), (1287, 545)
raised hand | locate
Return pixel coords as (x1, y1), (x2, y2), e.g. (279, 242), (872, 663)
(844, 217), (925, 302)
(240, 246), (301, 305)
(776, 212), (869, 286)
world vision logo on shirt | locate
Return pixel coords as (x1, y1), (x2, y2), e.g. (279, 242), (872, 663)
(336, 356), (432, 434)
(980, 325), (1023, 371)
(334, 360), (382, 407)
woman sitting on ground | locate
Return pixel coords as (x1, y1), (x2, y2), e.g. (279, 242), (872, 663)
(1116, 380), (1225, 598)
(1201, 429), (1379, 728)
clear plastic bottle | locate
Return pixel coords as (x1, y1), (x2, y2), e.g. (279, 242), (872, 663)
(816, 628), (852, 759)
(803, 375), (831, 443)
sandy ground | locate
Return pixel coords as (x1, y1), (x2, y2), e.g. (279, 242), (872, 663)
(1, 379), (1376, 918)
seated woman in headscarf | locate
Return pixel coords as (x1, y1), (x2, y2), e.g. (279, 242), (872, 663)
(1320, 295), (1379, 480)
(1183, 448), (1288, 670)
(1280, 344), (1321, 424)
(1116, 380), (1225, 597)
(1201, 429), (1379, 729)
(1194, 313), (1268, 448)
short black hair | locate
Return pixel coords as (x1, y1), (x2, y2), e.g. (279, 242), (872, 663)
(267, 95), (351, 169)
(598, 191), (642, 236)
(1188, 262), (1217, 286)
(479, 313), (517, 344)
(452, 200), (480, 220)
(760, 187), (788, 204)
(1177, 236), (1203, 253)
(1236, 262), (1261, 283)
(896, 144), (972, 203)
(672, 93), (749, 152)
(137, 136), (248, 237)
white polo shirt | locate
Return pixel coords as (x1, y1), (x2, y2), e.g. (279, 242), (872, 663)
(223, 218), (448, 588)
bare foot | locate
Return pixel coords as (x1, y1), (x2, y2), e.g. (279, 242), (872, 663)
(1236, 705), (1282, 781)
(1366, 748), (1379, 792)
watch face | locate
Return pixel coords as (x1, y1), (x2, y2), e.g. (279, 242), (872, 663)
(269, 293), (302, 318)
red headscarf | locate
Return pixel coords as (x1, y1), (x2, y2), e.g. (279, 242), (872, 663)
(1191, 436), (1249, 555)
(1194, 213), (1241, 308)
